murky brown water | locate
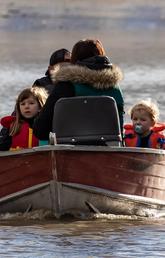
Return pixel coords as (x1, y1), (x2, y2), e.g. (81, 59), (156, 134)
(1, 213), (165, 258)
(0, 1), (165, 257)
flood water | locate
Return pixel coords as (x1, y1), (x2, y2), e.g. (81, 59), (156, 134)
(0, 216), (165, 258)
(0, 0), (165, 257)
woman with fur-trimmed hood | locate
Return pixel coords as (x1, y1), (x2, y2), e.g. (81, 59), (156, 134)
(33, 39), (124, 140)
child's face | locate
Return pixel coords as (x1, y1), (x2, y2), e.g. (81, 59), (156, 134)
(19, 96), (40, 119)
(132, 110), (154, 137)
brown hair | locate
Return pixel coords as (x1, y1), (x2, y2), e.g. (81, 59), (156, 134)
(71, 39), (106, 64)
(10, 87), (48, 136)
(129, 100), (159, 124)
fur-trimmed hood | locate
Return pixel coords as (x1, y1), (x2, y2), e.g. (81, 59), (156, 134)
(51, 56), (123, 90)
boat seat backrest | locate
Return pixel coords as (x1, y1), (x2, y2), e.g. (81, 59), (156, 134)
(52, 96), (122, 146)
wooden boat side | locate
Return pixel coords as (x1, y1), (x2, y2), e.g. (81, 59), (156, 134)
(53, 146), (165, 201)
(0, 148), (53, 198)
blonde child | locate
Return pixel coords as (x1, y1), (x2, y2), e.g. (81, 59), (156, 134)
(0, 87), (48, 151)
(124, 100), (165, 149)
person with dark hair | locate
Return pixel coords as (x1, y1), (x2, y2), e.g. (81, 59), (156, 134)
(33, 48), (71, 94)
(33, 39), (124, 140)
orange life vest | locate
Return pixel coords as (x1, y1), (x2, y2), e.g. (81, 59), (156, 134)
(0, 116), (39, 150)
(124, 123), (165, 149)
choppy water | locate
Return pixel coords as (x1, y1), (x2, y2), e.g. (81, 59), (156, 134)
(0, 214), (165, 258)
(0, 1), (165, 257)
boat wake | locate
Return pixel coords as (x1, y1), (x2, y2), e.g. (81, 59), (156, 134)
(1, 209), (165, 224)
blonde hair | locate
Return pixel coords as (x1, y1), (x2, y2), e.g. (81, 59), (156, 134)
(10, 87), (48, 136)
(129, 100), (159, 124)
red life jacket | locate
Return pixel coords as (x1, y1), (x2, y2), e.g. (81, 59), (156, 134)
(124, 123), (165, 149)
(0, 116), (39, 150)
(11, 122), (39, 150)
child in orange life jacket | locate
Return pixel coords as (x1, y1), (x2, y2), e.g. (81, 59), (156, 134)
(0, 87), (48, 151)
(124, 100), (165, 149)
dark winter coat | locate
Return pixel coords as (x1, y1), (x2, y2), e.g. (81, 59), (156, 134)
(33, 56), (124, 140)
(0, 127), (11, 151)
(33, 75), (54, 95)
(33, 63), (69, 95)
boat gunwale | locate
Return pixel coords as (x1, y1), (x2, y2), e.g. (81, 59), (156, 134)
(0, 144), (164, 157)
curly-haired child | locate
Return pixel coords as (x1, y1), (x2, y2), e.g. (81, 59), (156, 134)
(124, 100), (165, 149)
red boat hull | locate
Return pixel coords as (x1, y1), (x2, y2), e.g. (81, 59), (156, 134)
(56, 148), (165, 201)
(0, 146), (165, 217)
(0, 150), (53, 198)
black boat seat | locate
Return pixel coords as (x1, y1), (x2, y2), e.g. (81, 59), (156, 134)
(52, 96), (122, 146)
